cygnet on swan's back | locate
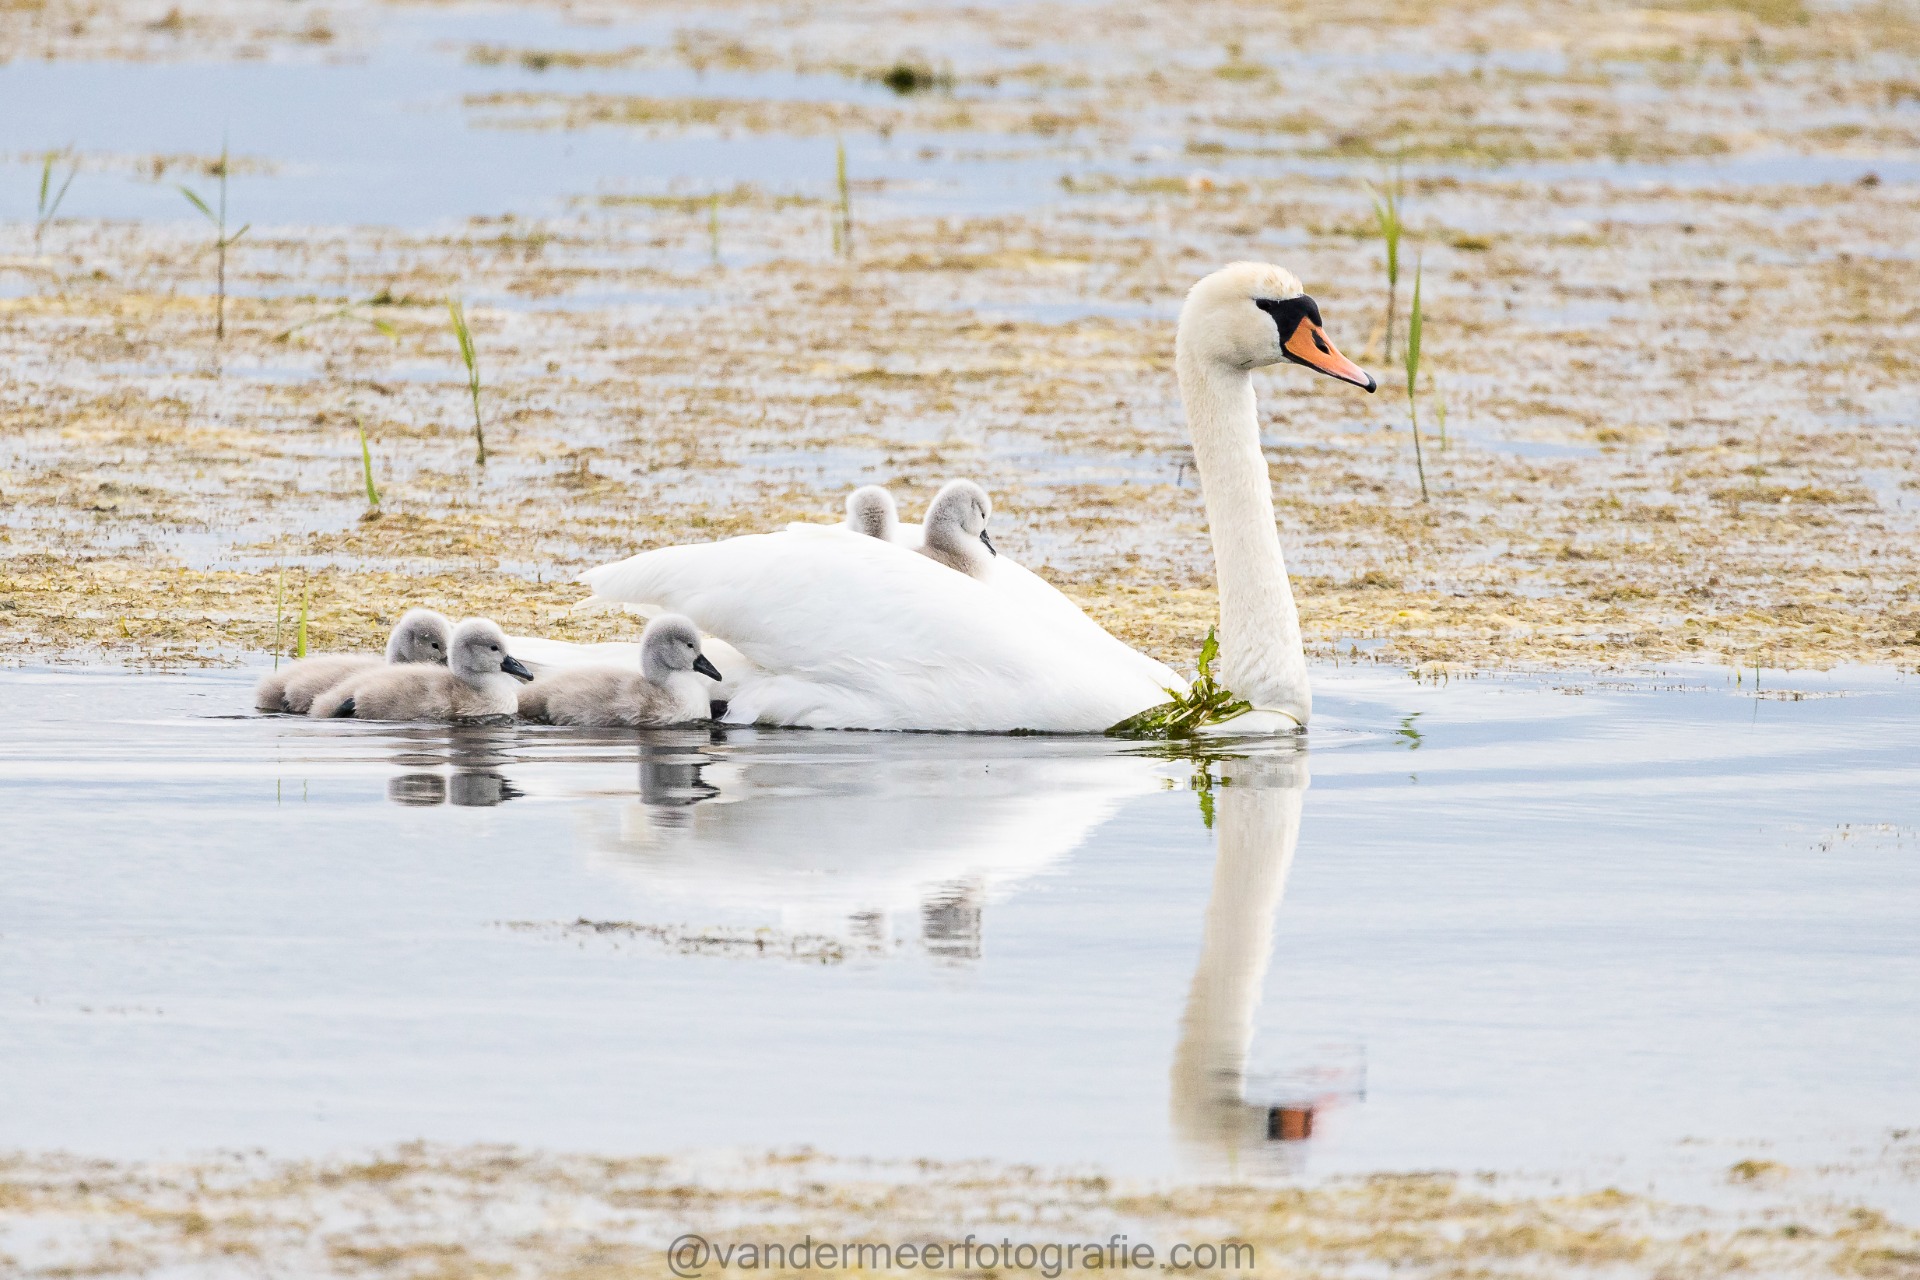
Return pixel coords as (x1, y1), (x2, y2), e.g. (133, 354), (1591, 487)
(518, 614), (722, 727)
(844, 485), (900, 542)
(309, 617), (532, 721)
(254, 608), (451, 714)
(917, 479), (996, 578)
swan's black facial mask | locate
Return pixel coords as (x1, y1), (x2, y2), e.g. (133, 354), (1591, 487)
(1256, 295), (1377, 392)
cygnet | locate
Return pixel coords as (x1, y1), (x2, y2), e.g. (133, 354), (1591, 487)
(309, 617), (531, 721)
(844, 484), (900, 542)
(517, 614), (723, 727)
(254, 608), (451, 714)
(916, 479), (996, 578)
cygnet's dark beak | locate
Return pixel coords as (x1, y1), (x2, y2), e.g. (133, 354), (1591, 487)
(979, 529), (997, 556)
(693, 653), (724, 681)
(501, 654), (535, 683)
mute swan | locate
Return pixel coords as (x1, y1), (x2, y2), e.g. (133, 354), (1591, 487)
(519, 614), (723, 727)
(310, 618), (533, 721)
(916, 479), (995, 577)
(254, 608), (450, 714)
(577, 262), (1369, 732)
(845, 485), (901, 542)
(1177, 263), (1373, 730)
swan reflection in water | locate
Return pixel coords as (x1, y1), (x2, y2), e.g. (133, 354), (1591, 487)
(370, 722), (1353, 1159)
(573, 732), (1167, 959)
(382, 723), (524, 808)
(1170, 747), (1364, 1171)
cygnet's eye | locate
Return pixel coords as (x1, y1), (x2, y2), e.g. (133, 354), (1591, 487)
(490, 644), (500, 652)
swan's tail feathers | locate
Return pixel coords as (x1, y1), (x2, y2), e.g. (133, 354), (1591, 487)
(567, 595), (622, 616)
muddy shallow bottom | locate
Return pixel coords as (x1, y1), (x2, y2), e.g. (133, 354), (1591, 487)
(1, 664), (1916, 1201)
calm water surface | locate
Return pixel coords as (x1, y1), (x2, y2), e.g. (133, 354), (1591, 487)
(1, 664), (1916, 1193)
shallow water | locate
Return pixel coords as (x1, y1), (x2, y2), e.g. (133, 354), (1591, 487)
(2, 663), (1916, 1199)
(4, 5), (1910, 236)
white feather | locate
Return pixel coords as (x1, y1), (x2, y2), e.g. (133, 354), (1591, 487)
(578, 524), (1182, 732)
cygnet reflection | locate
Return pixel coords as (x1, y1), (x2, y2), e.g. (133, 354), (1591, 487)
(577, 737), (1164, 959)
(1169, 746), (1361, 1171)
(380, 723), (524, 808)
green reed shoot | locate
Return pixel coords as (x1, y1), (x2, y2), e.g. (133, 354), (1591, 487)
(709, 192), (722, 266)
(1367, 168), (1405, 361)
(447, 299), (487, 465)
(1404, 257), (1430, 503)
(1433, 369), (1448, 449)
(296, 581), (310, 659)
(356, 417), (381, 509)
(34, 150), (77, 254)
(832, 138), (853, 258)
(275, 295), (399, 344)
(178, 144), (248, 340)
(1107, 628), (1252, 738)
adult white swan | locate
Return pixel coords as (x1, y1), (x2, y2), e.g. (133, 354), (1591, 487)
(577, 262), (1373, 733)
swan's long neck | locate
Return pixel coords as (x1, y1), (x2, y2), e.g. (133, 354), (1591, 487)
(1176, 353), (1311, 725)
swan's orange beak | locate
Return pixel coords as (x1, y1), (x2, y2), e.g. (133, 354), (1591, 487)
(1284, 321), (1376, 392)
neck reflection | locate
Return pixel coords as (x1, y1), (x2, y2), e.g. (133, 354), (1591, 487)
(1171, 747), (1339, 1168)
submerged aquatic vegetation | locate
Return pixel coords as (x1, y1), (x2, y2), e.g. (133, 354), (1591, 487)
(1368, 168), (1405, 361)
(1404, 257), (1430, 502)
(446, 299), (487, 465)
(1108, 630), (1252, 738)
(33, 150), (77, 254)
(177, 144), (248, 341)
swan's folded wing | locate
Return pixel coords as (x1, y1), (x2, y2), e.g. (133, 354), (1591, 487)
(579, 528), (1172, 731)
(986, 556), (1190, 696)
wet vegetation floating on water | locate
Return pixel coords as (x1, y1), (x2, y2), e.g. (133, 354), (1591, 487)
(1108, 630), (1253, 739)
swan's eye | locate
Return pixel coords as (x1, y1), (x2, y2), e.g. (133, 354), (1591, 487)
(490, 644), (500, 652)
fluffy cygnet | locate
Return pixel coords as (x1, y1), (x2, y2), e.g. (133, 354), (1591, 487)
(254, 608), (451, 714)
(916, 479), (996, 578)
(309, 617), (532, 721)
(517, 614), (723, 727)
(844, 484), (899, 542)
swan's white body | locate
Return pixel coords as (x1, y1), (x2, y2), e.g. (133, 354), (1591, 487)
(580, 524), (1179, 732)
(534, 262), (1372, 734)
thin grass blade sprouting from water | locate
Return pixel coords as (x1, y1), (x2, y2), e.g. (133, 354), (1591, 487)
(834, 138), (853, 259)
(178, 143), (246, 341)
(447, 299), (487, 465)
(1405, 256), (1430, 503)
(1366, 167), (1404, 361)
(34, 150), (77, 254)
(357, 417), (382, 510)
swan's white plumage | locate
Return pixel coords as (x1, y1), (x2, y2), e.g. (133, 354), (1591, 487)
(579, 523), (1180, 732)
